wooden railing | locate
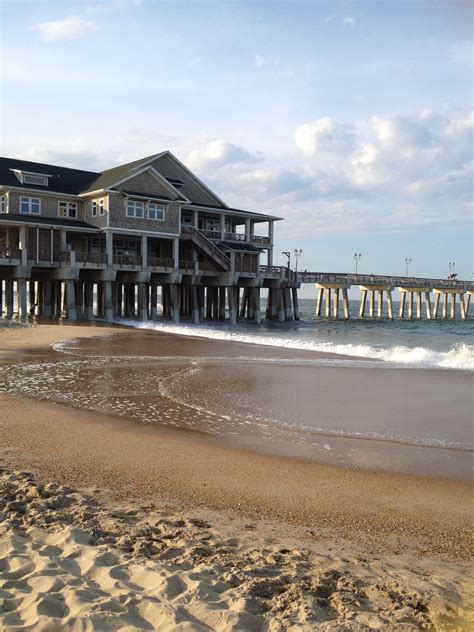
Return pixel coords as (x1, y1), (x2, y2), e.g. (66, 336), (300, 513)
(147, 257), (174, 270)
(181, 226), (230, 270)
(113, 254), (142, 267)
(0, 248), (21, 261)
(250, 235), (271, 245)
(75, 251), (107, 265)
(298, 271), (474, 290)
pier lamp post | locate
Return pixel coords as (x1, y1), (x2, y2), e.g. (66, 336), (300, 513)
(354, 253), (361, 275)
(294, 249), (302, 279)
(282, 251), (291, 275)
(405, 257), (412, 277)
(448, 262), (455, 277)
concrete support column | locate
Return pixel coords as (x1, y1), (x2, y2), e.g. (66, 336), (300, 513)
(278, 289), (285, 323)
(360, 289), (367, 318)
(425, 292), (431, 320)
(399, 291), (406, 318)
(141, 235), (148, 270)
(315, 287), (323, 317)
(18, 226), (28, 266)
(191, 286), (199, 323)
(460, 294), (466, 320)
(408, 292), (414, 319)
(284, 288), (293, 320)
(377, 290), (383, 318)
(116, 284), (123, 317)
(219, 287), (226, 320)
(416, 292), (422, 319)
(342, 288), (350, 319)
(54, 281), (62, 319)
(292, 288), (300, 321)
(138, 282), (147, 321)
(5, 279), (14, 319)
(97, 283), (104, 318)
(228, 286), (237, 325)
(442, 292), (448, 319)
(325, 288), (331, 319)
(173, 238), (179, 270)
(254, 288), (262, 324)
(387, 290), (393, 320)
(0, 281), (3, 318)
(245, 218), (251, 242)
(17, 279), (28, 320)
(106, 231), (113, 266)
(433, 293), (440, 319)
(333, 288), (340, 319)
(170, 284), (180, 324)
(451, 293), (456, 319)
(65, 280), (77, 321)
(103, 281), (113, 323)
(369, 291), (375, 318)
(220, 214), (226, 241)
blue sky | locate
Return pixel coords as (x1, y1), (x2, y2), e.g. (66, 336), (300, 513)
(1, 0), (472, 293)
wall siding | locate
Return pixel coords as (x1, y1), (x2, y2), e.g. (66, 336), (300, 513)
(108, 193), (180, 234)
(7, 192), (86, 221)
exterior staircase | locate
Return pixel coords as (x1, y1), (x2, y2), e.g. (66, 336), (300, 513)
(181, 226), (230, 271)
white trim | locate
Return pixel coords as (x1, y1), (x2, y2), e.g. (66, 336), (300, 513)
(0, 218), (99, 233)
(78, 188), (104, 198)
(182, 204), (281, 222)
(126, 199), (145, 219)
(1, 185), (79, 199)
(10, 169), (53, 178)
(102, 226), (179, 237)
(122, 191), (172, 204)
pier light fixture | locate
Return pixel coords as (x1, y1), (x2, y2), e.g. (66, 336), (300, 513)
(354, 253), (361, 274)
(294, 249), (302, 273)
(404, 257), (412, 277)
(282, 251), (291, 271)
(448, 262), (455, 276)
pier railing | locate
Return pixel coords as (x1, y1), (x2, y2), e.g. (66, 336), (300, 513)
(298, 271), (474, 290)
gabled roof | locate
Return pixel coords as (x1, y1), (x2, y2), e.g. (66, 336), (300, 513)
(78, 152), (168, 194)
(0, 157), (99, 194)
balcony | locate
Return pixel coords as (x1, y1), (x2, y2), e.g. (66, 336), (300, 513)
(250, 235), (271, 245)
(147, 257), (174, 270)
(0, 248), (21, 265)
(75, 251), (107, 266)
(113, 254), (142, 268)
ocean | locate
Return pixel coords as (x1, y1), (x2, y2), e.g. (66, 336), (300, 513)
(119, 298), (474, 371)
(0, 301), (472, 480)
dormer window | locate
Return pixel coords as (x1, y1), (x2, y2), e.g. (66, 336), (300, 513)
(11, 169), (51, 187)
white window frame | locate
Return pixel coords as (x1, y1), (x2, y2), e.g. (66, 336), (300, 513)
(23, 174), (49, 186)
(148, 201), (165, 221)
(0, 195), (6, 213)
(58, 201), (78, 218)
(20, 196), (41, 215)
(91, 198), (106, 217)
(126, 199), (144, 219)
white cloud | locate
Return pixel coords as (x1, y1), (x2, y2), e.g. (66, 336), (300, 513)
(295, 117), (356, 156)
(32, 15), (97, 42)
(325, 14), (356, 27)
(187, 140), (262, 170)
(342, 15), (356, 26)
(451, 41), (472, 65)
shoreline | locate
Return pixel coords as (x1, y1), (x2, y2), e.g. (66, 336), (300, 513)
(0, 324), (472, 561)
(1, 323), (473, 629)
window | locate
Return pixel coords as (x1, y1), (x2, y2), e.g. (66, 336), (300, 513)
(91, 198), (105, 217)
(148, 202), (165, 221)
(126, 200), (144, 218)
(58, 201), (77, 218)
(23, 174), (49, 186)
(11, 170), (50, 187)
(0, 195), (6, 213)
(20, 196), (41, 215)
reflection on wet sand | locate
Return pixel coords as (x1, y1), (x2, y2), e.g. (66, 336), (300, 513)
(0, 331), (472, 480)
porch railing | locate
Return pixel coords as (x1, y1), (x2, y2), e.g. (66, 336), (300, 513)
(113, 254), (142, 267)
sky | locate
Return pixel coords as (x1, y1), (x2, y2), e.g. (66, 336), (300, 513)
(0, 0), (472, 295)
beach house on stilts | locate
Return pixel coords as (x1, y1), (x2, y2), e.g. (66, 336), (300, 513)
(0, 152), (299, 324)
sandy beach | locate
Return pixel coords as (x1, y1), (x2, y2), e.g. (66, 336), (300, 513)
(0, 323), (473, 630)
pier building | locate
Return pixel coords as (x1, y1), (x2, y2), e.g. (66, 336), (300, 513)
(0, 152), (472, 324)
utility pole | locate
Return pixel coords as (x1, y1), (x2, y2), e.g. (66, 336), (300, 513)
(354, 253), (361, 274)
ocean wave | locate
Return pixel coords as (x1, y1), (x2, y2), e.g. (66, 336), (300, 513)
(116, 319), (474, 371)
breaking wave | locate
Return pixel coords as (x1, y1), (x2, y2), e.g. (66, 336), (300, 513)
(116, 320), (474, 371)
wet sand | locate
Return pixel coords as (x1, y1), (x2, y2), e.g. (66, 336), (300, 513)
(0, 323), (473, 630)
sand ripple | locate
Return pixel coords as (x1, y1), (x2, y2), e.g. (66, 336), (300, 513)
(1, 468), (473, 630)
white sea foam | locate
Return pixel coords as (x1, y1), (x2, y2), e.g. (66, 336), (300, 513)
(116, 319), (474, 371)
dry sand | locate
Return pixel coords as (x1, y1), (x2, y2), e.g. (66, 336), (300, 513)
(0, 323), (473, 630)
